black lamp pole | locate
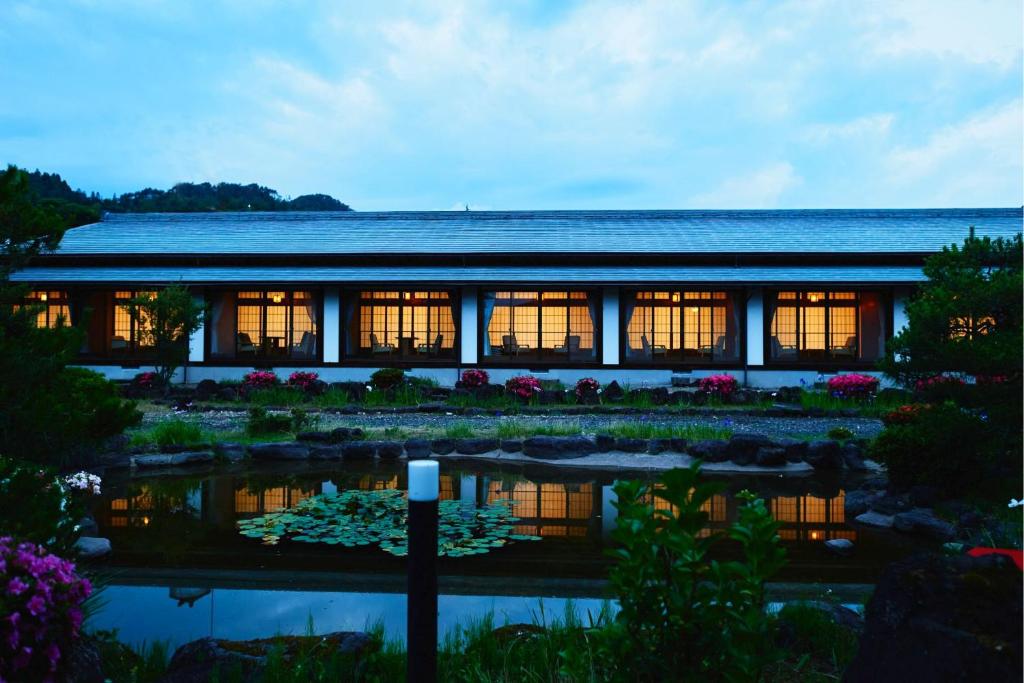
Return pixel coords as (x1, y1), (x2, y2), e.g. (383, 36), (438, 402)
(407, 459), (439, 683)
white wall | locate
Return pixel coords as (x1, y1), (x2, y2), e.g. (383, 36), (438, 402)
(460, 287), (478, 364)
(602, 287), (619, 365)
(322, 287), (340, 363)
(745, 288), (764, 367)
(188, 293), (205, 363)
(893, 286), (911, 336)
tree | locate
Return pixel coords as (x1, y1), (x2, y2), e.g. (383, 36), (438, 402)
(0, 165), (67, 277)
(121, 285), (207, 389)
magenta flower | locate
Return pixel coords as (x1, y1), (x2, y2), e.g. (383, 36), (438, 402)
(7, 578), (28, 596)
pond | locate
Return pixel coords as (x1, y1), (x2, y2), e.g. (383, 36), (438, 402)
(88, 461), (915, 648)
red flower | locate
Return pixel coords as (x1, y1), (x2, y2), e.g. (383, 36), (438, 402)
(460, 369), (490, 389)
(699, 374), (738, 398)
(286, 371), (319, 390)
(826, 373), (879, 400)
(242, 371), (280, 389)
(505, 375), (542, 400)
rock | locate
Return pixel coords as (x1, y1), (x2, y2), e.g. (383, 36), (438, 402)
(329, 427), (364, 442)
(841, 442), (868, 470)
(430, 438), (456, 455)
(824, 538), (854, 556)
(614, 437), (648, 453)
(296, 431), (331, 442)
(844, 489), (882, 517)
(594, 434), (615, 452)
(330, 381), (368, 401)
(523, 436), (596, 460)
(161, 632), (376, 683)
(308, 444), (343, 460)
(726, 433), (774, 466)
(648, 438), (672, 454)
(844, 553), (1021, 683)
(669, 437), (689, 453)
(455, 438), (500, 455)
(463, 407), (487, 417)
(691, 390), (709, 406)
(194, 379), (219, 400)
(415, 402), (447, 413)
(893, 508), (957, 541)
(500, 438), (522, 453)
(688, 439), (729, 463)
(216, 387), (238, 401)
(77, 516), (99, 537)
(74, 536), (111, 559)
(729, 389), (752, 405)
(248, 443), (310, 461)
(774, 437), (808, 463)
(908, 485), (942, 508)
(669, 391), (691, 405)
(755, 447), (786, 467)
(404, 438), (431, 459)
(804, 440), (842, 469)
(211, 442), (245, 463)
(774, 386), (802, 404)
(871, 493), (912, 515)
(373, 441), (404, 459)
(133, 451), (215, 467)
(860, 475), (889, 491)
(855, 511), (895, 529)
(340, 442), (375, 460)
(602, 381), (625, 402)
(650, 387), (669, 405)
(474, 384), (505, 400)
(67, 638), (106, 683)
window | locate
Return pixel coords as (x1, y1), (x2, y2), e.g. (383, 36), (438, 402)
(18, 290), (70, 328)
(112, 290), (157, 356)
(207, 290), (320, 361)
(622, 290), (741, 364)
(767, 290), (887, 363)
(950, 315), (995, 340)
(345, 290), (457, 361)
(481, 290), (598, 363)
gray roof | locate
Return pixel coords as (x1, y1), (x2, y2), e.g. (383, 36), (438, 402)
(11, 265), (927, 285)
(49, 208), (1022, 256)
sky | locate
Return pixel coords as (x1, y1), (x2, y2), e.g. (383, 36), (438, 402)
(1, 0), (1021, 210)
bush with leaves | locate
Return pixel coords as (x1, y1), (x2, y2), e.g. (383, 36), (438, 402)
(0, 457), (83, 556)
(370, 367), (406, 392)
(595, 463), (786, 682)
(120, 285), (206, 389)
(245, 407), (315, 436)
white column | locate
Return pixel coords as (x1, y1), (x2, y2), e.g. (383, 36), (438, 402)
(188, 292), (205, 363)
(322, 287), (340, 363)
(460, 287), (478, 364)
(893, 286), (911, 335)
(745, 288), (764, 366)
(602, 286), (619, 365)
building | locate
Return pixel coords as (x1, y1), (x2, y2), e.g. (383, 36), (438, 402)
(12, 208), (1022, 387)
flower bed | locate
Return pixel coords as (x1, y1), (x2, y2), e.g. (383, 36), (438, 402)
(0, 538), (92, 681)
(460, 369), (490, 389)
(698, 374), (738, 399)
(286, 371), (320, 391)
(242, 371), (280, 390)
(826, 373), (879, 400)
(575, 377), (600, 402)
(505, 375), (542, 401)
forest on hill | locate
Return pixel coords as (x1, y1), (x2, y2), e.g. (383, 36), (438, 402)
(22, 168), (351, 227)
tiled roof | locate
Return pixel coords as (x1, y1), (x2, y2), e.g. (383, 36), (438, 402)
(49, 208), (1022, 256)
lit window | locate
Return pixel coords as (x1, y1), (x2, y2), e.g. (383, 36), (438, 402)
(768, 290), (887, 363)
(112, 290), (157, 355)
(623, 290), (741, 364)
(481, 290), (597, 362)
(347, 290), (456, 360)
(19, 290), (71, 328)
(233, 290), (320, 360)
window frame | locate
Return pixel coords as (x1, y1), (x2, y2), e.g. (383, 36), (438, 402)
(477, 287), (603, 367)
(19, 290), (72, 329)
(227, 288), (324, 365)
(341, 288), (461, 366)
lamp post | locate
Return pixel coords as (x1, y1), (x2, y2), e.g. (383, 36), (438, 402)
(407, 460), (439, 682)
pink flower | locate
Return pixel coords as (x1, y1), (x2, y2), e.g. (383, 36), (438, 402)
(460, 369), (490, 389)
(286, 371), (319, 390)
(7, 577), (28, 596)
(574, 377), (600, 399)
(505, 375), (542, 400)
(827, 373), (879, 400)
(242, 371), (280, 389)
(699, 374), (738, 398)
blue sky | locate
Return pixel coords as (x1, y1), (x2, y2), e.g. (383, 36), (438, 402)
(1, 1), (1021, 210)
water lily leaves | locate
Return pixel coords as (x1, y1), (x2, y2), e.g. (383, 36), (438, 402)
(235, 488), (541, 557)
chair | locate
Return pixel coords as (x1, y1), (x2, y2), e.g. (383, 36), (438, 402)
(236, 333), (257, 356)
(501, 334), (530, 356)
(712, 335), (727, 358)
(641, 334), (667, 359)
(370, 333), (394, 355)
(418, 334), (443, 356)
(293, 331), (317, 359)
(111, 335), (128, 353)
(771, 335), (797, 360)
(832, 335), (857, 359)
(554, 335), (582, 355)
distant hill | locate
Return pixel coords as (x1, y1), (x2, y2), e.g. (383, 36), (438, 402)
(23, 169), (352, 224)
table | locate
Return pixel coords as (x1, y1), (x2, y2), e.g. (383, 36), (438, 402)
(396, 336), (419, 355)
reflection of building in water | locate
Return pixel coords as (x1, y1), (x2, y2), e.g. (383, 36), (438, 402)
(170, 587), (210, 607)
(771, 492), (854, 542)
(106, 486), (200, 527)
(234, 486), (315, 514)
(485, 480), (595, 538)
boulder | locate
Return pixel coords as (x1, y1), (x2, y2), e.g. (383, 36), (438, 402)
(669, 391), (692, 405)
(893, 508), (956, 541)
(296, 431), (332, 443)
(195, 379), (219, 400)
(340, 442), (375, 460)
(844, 489), (882, 517)
(729, 389), (752, 405)
(855, 511), (895, 529)
(844, 553), (1021, 683)
(216, 386), (238, 402)
(329, 427), (365, 443)
(370, 441), (403, 459)
(824, 538), (854, 556)
(872, 493), (913, 515)
(329, 381), (368, 401)
(415, 402), (447, 413)
(690, 390), (709, 406)
(594, 434), (615, 452)
(474, 384), (505, 400)
(77, 516), (99, 537)
(133, 451), (215, 467)
(455, 438), (500, 455)
(74, 536), (111, 559)
(602, 381), (625, 402)
(727, 433), (774, 466)
(463, 407), (487, 417)
(522, 436), (596, 460)
(688, 439), (729, 463)
(841, 442), (868, 470)
(669, 437), (689, 453)
(308, 444), (343, 460)
(804, 440), (842, 469)
(647, 438), (672, 454)
(774, 386), (803, 404)
(430, 438), (456, 455)
(404, 438), (431, 459)
(774, 437), (808, 463)
(500, 438), (522, 453)
(755, 447), (786, 467)
(614, 437), (648, 453)
(248, 443), (310, 461)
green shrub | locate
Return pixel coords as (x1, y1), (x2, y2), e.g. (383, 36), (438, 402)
(0, 456), (82, 555)
(495, 419), (583, 439)
(311, 387), (351, 408)
(248, 386), (308, 407)
(596, 464), (786, 681)
(147, 419), (206, 447)
(869, 402), (996, 495)
(245, 407), (294, 436)
(370, 367), (406, 391)
(445, 422), (475, 439)
(767, 604), (860, 681)
(826, 426), (854, 441)
(603, 421), (733, 441)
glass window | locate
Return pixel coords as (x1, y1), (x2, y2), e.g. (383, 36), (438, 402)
(481, 290), (598, 363)
(111, 290), (157, 356)
(344, 290), (457, 361)
(767, 290), (887, 363)
(622, 290), (741, 364)
(209, 290), (319, 361)
(18, 290), (71, 328)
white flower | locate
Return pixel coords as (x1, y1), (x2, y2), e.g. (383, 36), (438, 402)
(63, 471), (102, 495)
(1008, 498), (1023, 508)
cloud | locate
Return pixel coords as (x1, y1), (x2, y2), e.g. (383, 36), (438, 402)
(688, 163), (802, 209)
(803, 114), (895, 144)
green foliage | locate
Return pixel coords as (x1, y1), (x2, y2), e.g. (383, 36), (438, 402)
(236, 489), (541, 557)
(311, 387), (351, 408)
(602, 421), (733, 441)
(120, 286), (206, 388)
(597, 464), (786, 681)
(370, 367), (406, 391)
(0, 165), (67, 275)
(869, 402), (999, 496)
(0, 456), (82, 555)
(139, 419), (206, 448)
(766, 604), (860, 682)
(247, 386), (308, 407)
(91, 631), (170, 683)
(496, 419), (583, 439)
(245, 407), (294, 436)
(444, 422), (475, 439)
(826, 426), (854, 441)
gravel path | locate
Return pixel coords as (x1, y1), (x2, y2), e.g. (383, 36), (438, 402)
(141, 408), (883, 441)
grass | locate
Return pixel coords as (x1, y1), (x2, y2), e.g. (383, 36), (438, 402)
(444, 422), (476, 439)
(247, 386), (308, 407)
(798, 389), (906, 417)
(766, 603), (860, 682)
(311, 387), (352, 408)
(128, 419), (206, 448)
(602, 421), (734, 442)
(496, 419), (583, 439)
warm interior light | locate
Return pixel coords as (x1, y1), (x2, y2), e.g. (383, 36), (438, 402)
(810, 531), (820, 540)
(689, 307), (699, 314)
(808, 293), (820, 302)
(142, 516), (151, 526)
(39, 292), (48, 302)
(671, 293), (680, 302)
(271, 294), (283, 303)
(404, 292), (412, 300)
